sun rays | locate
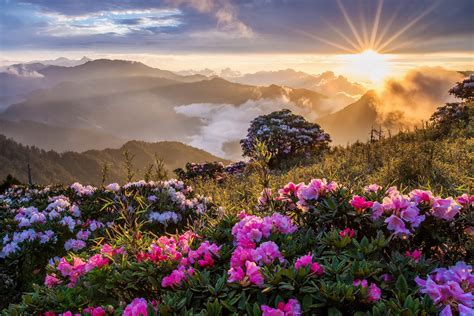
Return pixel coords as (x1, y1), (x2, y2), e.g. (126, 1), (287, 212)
(305, 0), (440, 54)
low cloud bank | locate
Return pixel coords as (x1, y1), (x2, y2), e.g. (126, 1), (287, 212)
(376, 67), (464, 127)
(174, 97), (314, 159)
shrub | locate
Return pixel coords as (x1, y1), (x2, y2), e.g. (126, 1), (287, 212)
(2, 178), (472, 315)
(240, 109), (330, 167)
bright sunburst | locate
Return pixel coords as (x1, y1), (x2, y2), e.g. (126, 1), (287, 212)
(344, 49), (392, 86)
(296, 0), (439, 85)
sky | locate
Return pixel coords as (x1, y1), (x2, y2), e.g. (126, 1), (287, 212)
(0, 0), (473, 81)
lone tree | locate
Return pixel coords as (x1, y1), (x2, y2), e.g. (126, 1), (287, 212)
(430, 75), (473, 136)
(240, 109), (331, 165)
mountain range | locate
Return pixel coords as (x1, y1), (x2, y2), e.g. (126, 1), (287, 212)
(0, 58), (460, 160)
(0, 59), (341, 158)
(0, 135), (229, 185)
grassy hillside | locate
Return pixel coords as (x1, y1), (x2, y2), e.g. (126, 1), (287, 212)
(191, 108), (473, 212)
(0, 136), (230, 185)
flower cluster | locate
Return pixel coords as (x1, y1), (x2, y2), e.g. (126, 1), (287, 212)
(353, 279), (382, 302)
(294, 254), (324, 275)
(416, 261), (473, 315)
(275, 179), (339, 211)
(261, 299), (302, 316)
(372, 188), (465, 236)
(1, 194), (106, 257)
(228, 212), (297, 286)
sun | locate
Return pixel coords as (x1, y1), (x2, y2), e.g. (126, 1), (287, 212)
(344, 49), (392, 86)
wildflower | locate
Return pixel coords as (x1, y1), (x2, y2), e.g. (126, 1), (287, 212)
(432, 198), (462, 221)
(405, 249), (422, 263)
(367, 283), (382, 301)
(252, 241), (284, 265)
(294, 254), (324, 275)
(364, 184), (382, 193)
(44, 273), (62, 288)
(83, 306), (106, 316)
(350, 195), (374, 212)
(64, 239), (86, 251)
(339, 228), (356, 239)
(416, 261), (473, 315)
(261, 299), (302, 316)
(105, 183), (120, 192)
(457, 194), (474, 207)
(123, 298), (149, 316)
(384, 215), (410, 235)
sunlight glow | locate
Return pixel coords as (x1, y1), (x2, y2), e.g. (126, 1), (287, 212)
(344, 49), (392, 85)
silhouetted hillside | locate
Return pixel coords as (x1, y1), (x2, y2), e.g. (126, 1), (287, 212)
(0, 135), (230, 185)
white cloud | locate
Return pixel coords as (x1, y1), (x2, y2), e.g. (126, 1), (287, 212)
(174, 97), (314, 159)
(37, 9), (182, 37)
(166, 0), (253, 37)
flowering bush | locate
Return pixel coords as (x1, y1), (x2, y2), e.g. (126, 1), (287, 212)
(174, 161), (247, 181)
(240, 109), (330, 166)
(2, 178), (473, 315)
(0, 180), (215, 308)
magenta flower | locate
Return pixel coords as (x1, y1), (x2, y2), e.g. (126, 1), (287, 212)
(416, 261), (473, 315)
(294, 254), (324, 275)
(457, 194), (474, 207)
(405, 249), (422, 263)
(44, 273), (62, 288)
(252, 241), (284, 265)
(123, 298), (149, 316)
(384, 215), (410, 235)
(350, 195), (374, 212)
(367, 283), (382, 301)
(83, 306), (106, 316)
(409, 189), (435, 205)
(339, 228), (356, 239)
(432, 198), (462, 221)
(261, 299), (302, 316)
(364, 184), (382, 193)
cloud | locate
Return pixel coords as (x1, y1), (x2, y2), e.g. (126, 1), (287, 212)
(174, 96), (314, 159)
(166, 0), (253, 37)
(376, 67), (464, 127)
(37, 8), (183, 37)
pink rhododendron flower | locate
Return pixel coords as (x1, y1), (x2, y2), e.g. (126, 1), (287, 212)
(370, 201), (384, 219)
(245, 261), (264, 286)
(100, 244), (125, 257)
(261, 299), (302, 316)
(416, 261), (473, 315)
(350, 195), (374, 212)
(83, 306), (106, 316)
(353, 279), (368, 288)
(294, 254), (324, 275)
(44, 273), (62, 288)
(85, 254), (109, 272)
(354, 279), (382, 302)
(161, 266), (194, 288)
(384, 215), (410, 235)
(269, 213), (298, 235)
(123, 298), (148, 316)
(364, 184), (382, 193)
(457, 194), (474, 207)
(405, 249), (422, 263)
(367, 283), (382, 301)
(277, 182), (303, 200)
(339, 228), (356, 239)
(410, 189), (435, 205)
(252, 241), (284, 265)
(432, 198), (462, 221)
